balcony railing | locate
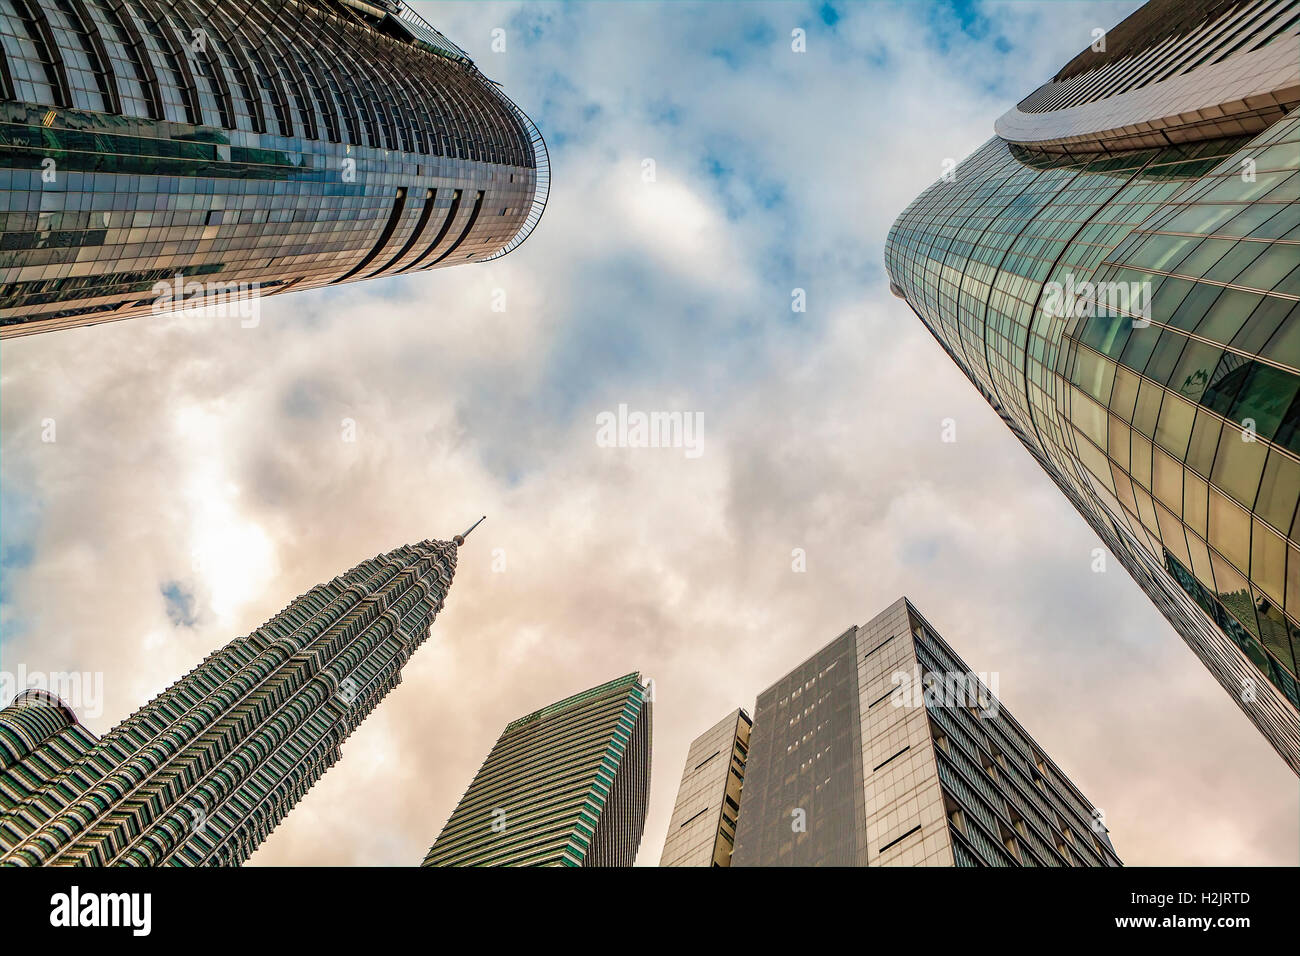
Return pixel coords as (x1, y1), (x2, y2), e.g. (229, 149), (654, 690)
(391, 2), (471, 61)
(481, 83), (550, 262)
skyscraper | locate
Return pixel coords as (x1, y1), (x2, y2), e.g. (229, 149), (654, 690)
(423, 672), (652, 867)
(731, 599), (1121, 867)
(886, 0), (1300, 772)
(0, 0), (548, 337)
(659, 707), (750, 867)
(0, 527), (473, 866)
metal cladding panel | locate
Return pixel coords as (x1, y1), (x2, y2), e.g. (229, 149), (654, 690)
(732, 627), (868, 866)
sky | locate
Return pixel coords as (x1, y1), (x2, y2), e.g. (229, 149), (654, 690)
(1, 0), (1296, 867)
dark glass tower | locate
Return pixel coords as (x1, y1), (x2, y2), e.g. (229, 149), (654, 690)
(0, 0), (548, 336)
(731, 599), (1122, 867)
(886, 0), (1300, 772)
(422, 672), (652, 867)
(0, 530), (469, 866)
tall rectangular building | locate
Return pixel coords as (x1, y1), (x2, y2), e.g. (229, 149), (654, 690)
(732, 627), (868, 866)
(422, 672), (652, 867)
(886, 0), (1300, 771)
(659, 708), (750, 867)
(731, 599), (1121, 867)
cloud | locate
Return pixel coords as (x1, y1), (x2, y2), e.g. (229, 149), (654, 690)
(1, 0), (1293, 869)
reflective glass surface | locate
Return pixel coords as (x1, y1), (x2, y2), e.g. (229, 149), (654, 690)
(0, 0), (542, 336)
(887, 110), (1300, 771)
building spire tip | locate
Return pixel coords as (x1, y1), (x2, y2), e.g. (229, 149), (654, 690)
(453, 515), (486, 547)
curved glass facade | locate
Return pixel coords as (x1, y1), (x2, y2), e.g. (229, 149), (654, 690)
(0, 0), (545, 337)
(886, 110), (1300, 772)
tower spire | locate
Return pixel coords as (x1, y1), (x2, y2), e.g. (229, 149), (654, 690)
(453, 515), (486, 546)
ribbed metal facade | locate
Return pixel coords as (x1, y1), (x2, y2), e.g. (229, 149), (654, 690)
(0, 536), (458, 866)
(658, 707), (750, 867)
(422, 672), (652, 867)
(886, 0), (1300, 773)
(0, 0), (548, 336)
(731, 600), (1121, 867)
(1018, 0), (1298, 114)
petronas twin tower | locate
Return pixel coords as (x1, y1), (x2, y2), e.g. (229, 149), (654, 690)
(0, 534), (464, 866)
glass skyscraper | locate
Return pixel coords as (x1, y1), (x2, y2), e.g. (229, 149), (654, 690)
(0, 533), (462, 865)
(659, 707), (750, 867)
(730, 599), (1122, 867)
(886, 0), (1300, 772)
(422, 672), (652, 867)
(0, 0), (547, 337)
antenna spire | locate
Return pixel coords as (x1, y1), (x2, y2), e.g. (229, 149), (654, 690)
(453, 516), (486, 547)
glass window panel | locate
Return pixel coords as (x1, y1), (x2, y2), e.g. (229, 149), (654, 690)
(1077, 312), (1133, 359)
(1234, 243), (1300, 292)
(1205, 240), (1269, 285)
(1131, 431), (1153, 489)
(1211, 426), (1268, 509)
(1187, 530), (1216, 589)
(1255, 449), (1300, 533)
(1271, 263), (1300, 298)
(1250, 203), (1300, 240)
(1169, 339), (1223, 400)
(1125, 233), (1201, 272)
(1188, 410), (1224, 476)
(1185, 469), (1209, 538)
(1202, 353), (1253, 415)
(1109, 364), (1140, 417)
(1072, 349), (1114, 404)
(1251, 518), (1287, 608)
(1157, 204), (1239, 235)
(1119, 321), (1161, 373)
(1194, 288), (1261, 345)
(1173, 238), (1237, 277)
(1208, 548), (1263, 646)
(1109, 414), (1131, 470)
(1070, 387), (1108, 447)
(1147, 275), (1195, 325)
(1155, 392), (1196, 459)
(1111, 462), (1139, 516)
(1227, 295), (1289, 356)
(1227, 363), (1300, 439)
(1209, 488), (1253, 571)
(1133, 378), (1163, 438)
(1287, 544), (1300, 614)
(1153, 448), (1184, 511)
(1215, 203), (1290, 238)
(1166, 281), (1225, 331)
